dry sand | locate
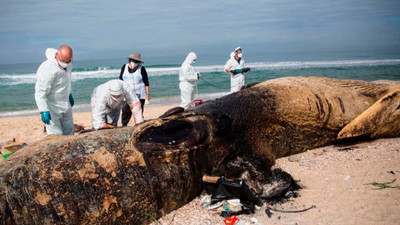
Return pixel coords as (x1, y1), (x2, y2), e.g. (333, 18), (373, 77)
(1, 104), (400, 225)
(151, 137), (400, 225)
(0, 104), (177, 145)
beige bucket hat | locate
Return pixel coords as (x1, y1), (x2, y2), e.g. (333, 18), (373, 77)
(127, 52), (143, 62)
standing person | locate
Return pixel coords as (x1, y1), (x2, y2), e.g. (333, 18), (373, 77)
(119, 52), (150, 126)
(224, 47), (250, 93)
(179, 52), (200, 109)
(90, 79), (143, 130)
(35, 45), (75, 135)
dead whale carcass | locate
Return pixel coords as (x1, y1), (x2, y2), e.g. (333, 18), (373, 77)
(132, 76), (400, 167)
(130, 76), (400, 199)
(0, 76), (399, 225)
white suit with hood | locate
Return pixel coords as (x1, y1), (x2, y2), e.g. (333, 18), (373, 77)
(224, 53), (245, 93)
(179, 52), (198, 109)
(90, 79), (143, 130)
(35, 48), (74, 135)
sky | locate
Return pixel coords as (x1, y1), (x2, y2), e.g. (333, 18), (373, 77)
(0, 0), (399, 64)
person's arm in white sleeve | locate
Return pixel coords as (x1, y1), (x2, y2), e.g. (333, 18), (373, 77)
(224, 60), (232, 74)
(182, 64), (198, 82)
(91, 95), (108, 130)
(125, 90), (143, 124)
(35, 64), (55, 112)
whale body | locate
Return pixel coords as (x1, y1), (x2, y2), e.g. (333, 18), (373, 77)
(1, 76), (399, 224)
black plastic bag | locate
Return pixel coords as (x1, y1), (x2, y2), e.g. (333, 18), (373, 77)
(210, 176), (261, 206)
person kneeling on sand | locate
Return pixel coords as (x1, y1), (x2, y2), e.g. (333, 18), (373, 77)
(90, 79), (143, 130)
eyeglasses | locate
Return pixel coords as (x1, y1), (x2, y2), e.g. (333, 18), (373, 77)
(129, 59), (141, 63)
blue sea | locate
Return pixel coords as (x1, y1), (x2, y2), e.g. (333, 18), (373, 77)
(0, 53), (399, 117)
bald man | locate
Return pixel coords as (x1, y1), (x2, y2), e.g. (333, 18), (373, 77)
(35, 45), (75, 135)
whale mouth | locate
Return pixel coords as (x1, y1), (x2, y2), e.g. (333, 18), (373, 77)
(139, 120), (199, 144)
(133, 116), (211, 150)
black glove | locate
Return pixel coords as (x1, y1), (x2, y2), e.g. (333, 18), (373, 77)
(230, 69), (239, 75)
(197, 72), (201, 80)
(243, 67), (251, 73)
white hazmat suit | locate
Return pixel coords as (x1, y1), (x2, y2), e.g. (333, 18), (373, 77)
(35, 48), (74, 135)
(179, 52), (199, 109)
(90, 79), (143, 130)
(224, 51), (245, 93)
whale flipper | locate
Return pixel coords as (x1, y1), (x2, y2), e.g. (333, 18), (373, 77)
(338, 87), (400, 139)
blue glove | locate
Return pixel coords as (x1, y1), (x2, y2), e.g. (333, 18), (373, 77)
(235, 68), (244, 74)
(230, 68), (243, 75)
(41, 111), (51, 125)
(230, 67), (251, 75)
(69, 93), (74, 107)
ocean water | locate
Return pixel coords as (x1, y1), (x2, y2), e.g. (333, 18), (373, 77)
(0, 54), (399, 117)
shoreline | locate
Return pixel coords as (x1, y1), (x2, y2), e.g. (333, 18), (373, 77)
(0, 92), (228, 118)
(0, 102), (181, 118)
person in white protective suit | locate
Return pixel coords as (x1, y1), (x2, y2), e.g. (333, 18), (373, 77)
(179, 52), (200, 109)
(35, 45), (75, 135)
(90, 79), (143, 130)
(224, 47), (250, 93)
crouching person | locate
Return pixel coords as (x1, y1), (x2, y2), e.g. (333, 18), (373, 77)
(91, 79), (143, 130)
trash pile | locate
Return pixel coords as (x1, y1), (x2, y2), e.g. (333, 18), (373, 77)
(201, 172), (314, 225)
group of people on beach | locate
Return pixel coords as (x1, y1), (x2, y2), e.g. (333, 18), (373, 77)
(34, 45), (250, 136)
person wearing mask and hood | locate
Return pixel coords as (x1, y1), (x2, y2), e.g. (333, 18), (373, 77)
(224, 47), (250, 93)
(119, 52), (150, 126)
(35, 45), (75, 135)
(90, 79), (143, 130)
(179, 52), (200, 109)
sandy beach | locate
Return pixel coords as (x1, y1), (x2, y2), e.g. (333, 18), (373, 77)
(0, 104), (178, 145)
(152, 137), (400, 225)
(1, 105), (400, 225)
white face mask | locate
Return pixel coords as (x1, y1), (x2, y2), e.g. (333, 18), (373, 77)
(130, 62), (141, 67)
(108, 95), (123, 107)
(237, 53), (243, 58)
(58, 61), (69, 69)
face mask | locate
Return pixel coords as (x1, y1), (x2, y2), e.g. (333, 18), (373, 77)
(237, 53), (243, 58)
(130, 62), (141, 67)
(108, 95), (122, 107)
(58, 61), (69, 69)
(191, 61), (196, 65)
(110, 95), (121, 101)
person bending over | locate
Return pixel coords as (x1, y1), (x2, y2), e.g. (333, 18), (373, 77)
(90, 79), (143, 130)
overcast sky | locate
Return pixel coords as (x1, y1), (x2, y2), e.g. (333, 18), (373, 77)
(0, 0), (399, 64)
